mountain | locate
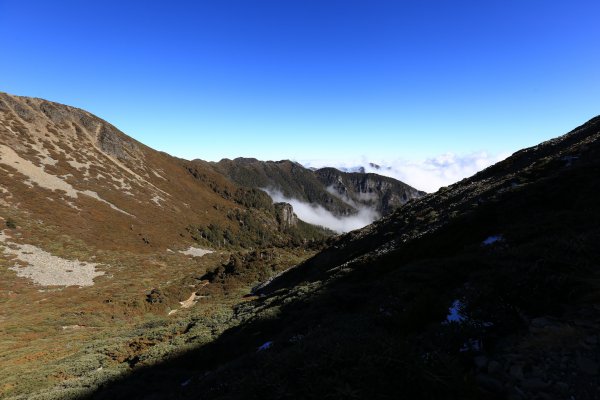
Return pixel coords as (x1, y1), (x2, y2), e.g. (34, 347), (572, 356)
(3, 91), (599, 399)
(84, 116), (600, 400)
(0, 92), (331, 398)
(211, 157), (424, 218)
(0, 93), (332, 251)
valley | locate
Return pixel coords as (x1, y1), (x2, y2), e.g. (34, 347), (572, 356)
(86, 115), (600, 400)
(2, 2), (597, 399)
(0, 92), (418, 399)
(1, 93), (599, 399)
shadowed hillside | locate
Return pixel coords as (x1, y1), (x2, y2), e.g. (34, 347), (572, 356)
(2, 92), (598, 399)
(80, 116), (600, 400)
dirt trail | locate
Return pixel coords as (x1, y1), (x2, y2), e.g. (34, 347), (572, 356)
(168, 282), (210, 315)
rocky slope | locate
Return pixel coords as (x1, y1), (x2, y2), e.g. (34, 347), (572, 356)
(211, 157), (424, 217)
(0, 92), (330, 398)
(85, 116), (600, 400)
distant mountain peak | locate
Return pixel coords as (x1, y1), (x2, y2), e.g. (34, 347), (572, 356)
(211, 157), (424, 232)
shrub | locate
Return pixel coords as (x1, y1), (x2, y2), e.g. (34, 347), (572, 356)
(5, 218), (16, 229)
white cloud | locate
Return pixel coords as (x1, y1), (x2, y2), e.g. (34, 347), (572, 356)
(261, 150), (509, 233)
(302, 151), (509, 193)
(263, 188), (379, 234)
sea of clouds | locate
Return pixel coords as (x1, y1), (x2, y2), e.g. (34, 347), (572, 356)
(263, 188), (380, 234)
(262, 151), (508, 233)
(303, 151), (509, 193)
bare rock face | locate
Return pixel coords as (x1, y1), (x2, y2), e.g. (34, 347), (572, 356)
(314, 167), (425, 215)
(0, 93), (146, 164)
(96, 122), (141, 162)
(0, 94), (37, 122)
(274, 202), (298, 229)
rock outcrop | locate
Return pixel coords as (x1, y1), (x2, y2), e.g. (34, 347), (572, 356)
(314, 167), (425, 216)
(274, 202), (298, 229)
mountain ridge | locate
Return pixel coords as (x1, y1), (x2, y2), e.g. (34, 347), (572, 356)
(0, 91), (331, 398)
(211, 156), (425, 221)
(0, 91), (331, 252)
(2, 90), (599, 399)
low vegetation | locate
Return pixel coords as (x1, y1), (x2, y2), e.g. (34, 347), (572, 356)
(5, 218), (16, 229)
(1, 93), (599, 400)
(80, 116), (600, 399)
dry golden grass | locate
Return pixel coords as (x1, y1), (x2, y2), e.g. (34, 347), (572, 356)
(0, 93), (323, 398)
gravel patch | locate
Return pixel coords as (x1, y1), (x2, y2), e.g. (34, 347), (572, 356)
(179, 246), (213, 258)
(0, 231), (104, 287)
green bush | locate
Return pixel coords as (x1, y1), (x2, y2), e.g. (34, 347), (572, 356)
(5, 218), (17, 229)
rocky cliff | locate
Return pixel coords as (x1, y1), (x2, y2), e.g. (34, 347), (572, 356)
(211, 157), (424, 218)
(314, 167), (425, 216)
(274, 202), (298, 229)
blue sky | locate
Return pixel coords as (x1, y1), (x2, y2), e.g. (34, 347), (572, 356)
(1, 1), (599, 183)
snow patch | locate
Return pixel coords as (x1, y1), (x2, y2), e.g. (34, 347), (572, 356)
(446, 299), (467, 323)
(67, 158), (92, 171)
(482, 235), (503, 246)
(180, 378), (191, 387)
(257, 341), (273, 352)
(179, 292), (201, 308)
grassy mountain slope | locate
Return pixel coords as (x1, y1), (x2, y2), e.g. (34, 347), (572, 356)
(85, 116), (600, 399)
(0, 92), (331, 398)
(0, 92), (331, 252)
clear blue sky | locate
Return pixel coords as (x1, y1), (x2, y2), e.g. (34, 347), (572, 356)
(1, 0), (599, 162)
